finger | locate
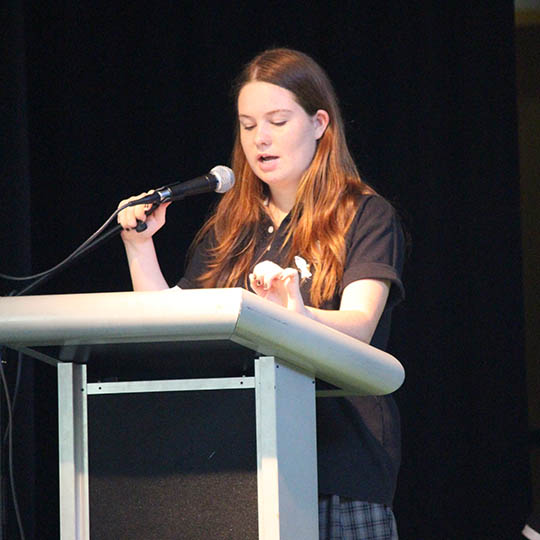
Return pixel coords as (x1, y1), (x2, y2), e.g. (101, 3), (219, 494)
(252, 261), (284, 290)
(280, 267), (300, 284)
(249, 273), (269, 298)
(249, 272), (264, 290)
(117, 192), (154, 229)
(133, 203), (151, 221)
(126, 207), (143, 229)
(117, 199), (132, 227)
(265, 272), (281, 290)
(253, 260), (283, 275)
(254, 268), (282, 290)
(118, 207), (137, 229)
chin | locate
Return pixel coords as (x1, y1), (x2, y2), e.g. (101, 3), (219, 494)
(259, 174), (287, 187)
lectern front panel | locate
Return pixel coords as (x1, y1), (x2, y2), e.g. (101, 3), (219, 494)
(88, 389), (258, 539)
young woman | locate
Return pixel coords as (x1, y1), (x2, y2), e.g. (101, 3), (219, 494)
(118, 48), (405, 540)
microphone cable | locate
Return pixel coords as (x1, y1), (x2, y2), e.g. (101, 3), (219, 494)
(0, 202), (133, 284)
(0, 166), (233, 536)
(1, 166), (234, 294)
(0, 204), (134, 539)
(0, 346), (25, 540)
(0, 203), (138, 538)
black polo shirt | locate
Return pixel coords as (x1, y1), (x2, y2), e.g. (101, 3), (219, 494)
(178, 195), (405, 505)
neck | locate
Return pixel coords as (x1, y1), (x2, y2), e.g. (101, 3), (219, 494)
(267, 186), (297, 227)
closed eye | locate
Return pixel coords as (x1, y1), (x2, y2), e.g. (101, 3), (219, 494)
(241, 124), (255, 131)
(271, 121), (287, 126)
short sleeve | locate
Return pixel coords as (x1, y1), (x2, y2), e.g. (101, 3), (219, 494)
(341, 196), (405, 309)
(177, 231), (215, 289)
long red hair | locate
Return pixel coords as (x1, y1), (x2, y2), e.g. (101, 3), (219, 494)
(192, 48), (373, 307)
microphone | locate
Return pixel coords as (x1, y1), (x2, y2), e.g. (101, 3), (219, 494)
(128, 165), (235, 207)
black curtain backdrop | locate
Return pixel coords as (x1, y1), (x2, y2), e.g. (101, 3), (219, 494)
(1, 1), (529, 538)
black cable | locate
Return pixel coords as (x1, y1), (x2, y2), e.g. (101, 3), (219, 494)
(0, 202), (131, 282)
(0, 197), (157, 536)
(0, 204), (138, 536)
(2, 291), (23, 447)
(1, 196), (160, 296)
(15, 224), (123, 297)
(0, 348), (25, 540)
(2, 354), (22, 446)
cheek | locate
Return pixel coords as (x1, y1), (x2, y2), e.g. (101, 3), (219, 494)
(240, 134), (252, 160)
(291, 123), (317, 155)
(295, 133), (317, 164)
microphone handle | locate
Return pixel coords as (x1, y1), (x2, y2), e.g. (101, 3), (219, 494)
(133, 173), (217, 232)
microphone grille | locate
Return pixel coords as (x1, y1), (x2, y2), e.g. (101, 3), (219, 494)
(211, 165), (235, 193)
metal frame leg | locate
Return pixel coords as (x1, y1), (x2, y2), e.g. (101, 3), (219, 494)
(58, 363), (89, 540)
(55, 357), (317, 539)
(255, 356), (318, 539)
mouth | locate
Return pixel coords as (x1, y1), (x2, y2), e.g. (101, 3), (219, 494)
(257, 154), (279, 163)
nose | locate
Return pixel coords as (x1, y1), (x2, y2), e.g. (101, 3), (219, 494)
(254, 122), (271, 148)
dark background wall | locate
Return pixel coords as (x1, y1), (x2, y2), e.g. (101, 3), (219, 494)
(516, 7), (540, 527)
(1, 1), (531, 538)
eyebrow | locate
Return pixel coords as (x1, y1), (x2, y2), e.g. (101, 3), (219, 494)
(238, 108), (293, 119)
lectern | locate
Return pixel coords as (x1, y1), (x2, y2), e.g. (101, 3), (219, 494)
(0, 288), (404, 539)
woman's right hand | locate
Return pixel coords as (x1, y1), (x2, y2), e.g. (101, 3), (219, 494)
(117, 192), (170, 243)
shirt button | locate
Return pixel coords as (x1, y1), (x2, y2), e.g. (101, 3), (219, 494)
(267, 226), (274, 233)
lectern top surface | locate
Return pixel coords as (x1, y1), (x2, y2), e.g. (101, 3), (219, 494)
(0, 288), (405, 395)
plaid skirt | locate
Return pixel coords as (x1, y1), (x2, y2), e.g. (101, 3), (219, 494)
(319, 495), (398, 540)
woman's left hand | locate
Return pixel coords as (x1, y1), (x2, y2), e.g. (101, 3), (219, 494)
(249, 261), (308, 315)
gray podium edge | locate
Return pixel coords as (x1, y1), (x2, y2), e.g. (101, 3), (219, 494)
(0, 288), (405, 540)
